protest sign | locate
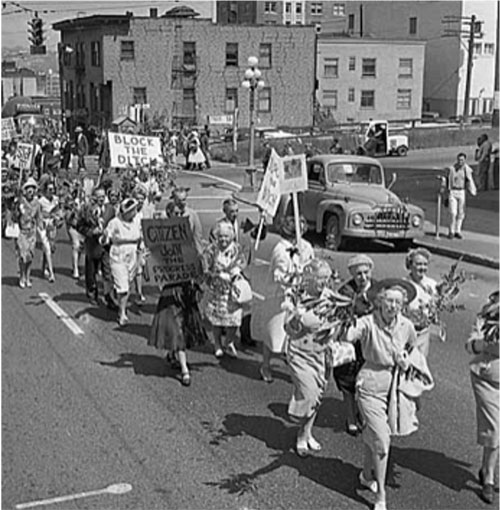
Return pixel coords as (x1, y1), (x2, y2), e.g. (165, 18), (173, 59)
(280, 154), (308, 193)
(256, 148), (283, 218)
(142, 217), (201, 287)
(15, 143), (34, 171)
(108, 132), (161, 168)
(2, 118), (17, 141)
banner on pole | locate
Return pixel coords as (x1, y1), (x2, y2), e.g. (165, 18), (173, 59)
(2, 118), (17, 141)
(15, 143), (34, 170)
(142, 217), (202, 287)
(256, 148), (282, 218)
(108, 132), (161, 168)
(280, 154), (308, 193)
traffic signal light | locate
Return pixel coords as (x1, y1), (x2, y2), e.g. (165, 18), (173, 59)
(28, 16), (46, 54)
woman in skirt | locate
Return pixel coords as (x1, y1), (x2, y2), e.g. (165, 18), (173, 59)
(466, 290), (499, 504)
(148, 201), (207, 386)
(13, 178), (41, 288)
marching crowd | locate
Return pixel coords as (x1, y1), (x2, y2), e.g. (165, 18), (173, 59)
(2, 128), (498, 510)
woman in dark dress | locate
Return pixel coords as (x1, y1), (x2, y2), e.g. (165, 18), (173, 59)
(333, 254), (377, 435)
(148, 201), (207, 386)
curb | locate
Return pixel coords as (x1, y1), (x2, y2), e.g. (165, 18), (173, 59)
(414, 238), (499, 270)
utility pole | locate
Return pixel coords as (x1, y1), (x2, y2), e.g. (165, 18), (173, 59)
(493, 3), (499, 127)
(463, 14), (476, 119)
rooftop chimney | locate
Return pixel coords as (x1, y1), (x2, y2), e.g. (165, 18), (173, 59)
(150, 8), (158, 18)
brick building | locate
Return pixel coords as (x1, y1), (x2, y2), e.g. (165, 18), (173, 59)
(53, 10), (316, 131)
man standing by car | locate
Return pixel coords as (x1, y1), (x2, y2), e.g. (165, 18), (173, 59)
(445, 152), (477, 240)
(475, 133), (492, 191)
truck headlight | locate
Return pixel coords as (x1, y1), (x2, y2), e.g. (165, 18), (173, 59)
(412, 215), (422, 227)
(352, 213), (363, 226)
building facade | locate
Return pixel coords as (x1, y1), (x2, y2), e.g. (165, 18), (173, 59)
(53, 12), (315, 131)
(1, 62), (37, 106)
(317, 37), (425, 123)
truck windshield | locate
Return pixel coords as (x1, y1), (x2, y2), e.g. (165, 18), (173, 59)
(326, 163), (383, 184)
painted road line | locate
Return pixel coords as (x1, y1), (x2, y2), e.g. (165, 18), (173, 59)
(195, 208), (255, 214)
(255, 258), (270, 266)
(189, 195), (231, 200)
(38, 292), (84, 337)
(252, 291), (265, 301)
(195, 172), (243, 191)
(16, 483), (132, 509)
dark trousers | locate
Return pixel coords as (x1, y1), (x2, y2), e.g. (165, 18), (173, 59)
(240, 314), (252, 343)
(78, 154), (86, 170)
(493, 158), (499, 190)
(85, 253), (103, 297)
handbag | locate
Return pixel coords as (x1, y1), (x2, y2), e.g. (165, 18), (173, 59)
(330, 341), (356, 368)
(5, 221), (20, 239)
(231, 276), (253, 305)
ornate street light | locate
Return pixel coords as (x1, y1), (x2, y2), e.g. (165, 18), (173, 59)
(242, 56), (265, 169)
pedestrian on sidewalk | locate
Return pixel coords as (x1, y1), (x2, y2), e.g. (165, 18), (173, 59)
(75, 126), (89, 172)
(492, 141), (499, 191)
(475, 134), (492, 192)
(465, 290), (499, 505)
(445, 152), (477, 240)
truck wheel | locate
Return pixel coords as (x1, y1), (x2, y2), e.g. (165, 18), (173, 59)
(397, 145), (408, 157)
(325, 215), (344, 251)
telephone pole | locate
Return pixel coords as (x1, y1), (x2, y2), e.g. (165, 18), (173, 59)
(463, 14), (476, 119)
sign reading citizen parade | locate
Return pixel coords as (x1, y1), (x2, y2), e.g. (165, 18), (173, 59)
(280, 154), (308, 193)
(142, 217), (201, 287)
(15, 143), (34, 170)
(2, 118), (16, 141)
(108, 132), (161, 168)
(256, 148), (283, 217)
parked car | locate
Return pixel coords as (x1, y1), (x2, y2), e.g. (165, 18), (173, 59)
(272, 154), (425, 250)
(357, 120), (409, 157)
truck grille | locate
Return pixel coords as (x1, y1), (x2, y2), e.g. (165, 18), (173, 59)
(364, 207), (411, 231)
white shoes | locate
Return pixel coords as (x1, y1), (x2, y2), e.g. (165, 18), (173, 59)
(373, 501), (387, 510)
(225, 343), (238, 358)
(359, 471), (378, 493)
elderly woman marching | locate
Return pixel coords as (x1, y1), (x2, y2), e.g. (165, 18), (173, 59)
(202, 222), (247, 358)
(345, 279), (433, 510)
(12, 178), (42, 288)
(404, 248), (439, 357)
(466, 290), (499, 505)
(334, 254), (377, 436)
(102, 198), (142, 326)
(252, 215), (314, 383)
(284, 258), (343, 457)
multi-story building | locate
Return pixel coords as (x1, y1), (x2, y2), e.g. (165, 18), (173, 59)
(53, 9), (315, 131)
(317, 37), (425, 123)
(1, 61), (38, 106)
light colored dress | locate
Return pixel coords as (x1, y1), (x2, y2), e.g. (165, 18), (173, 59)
(38, 195), (60, 252)
(104, 215), (142, 294)
(347, 311), (417, 456)
(202, 241), (247, 327)
(15, 196), (41, 263)
(251, 237), (314, 353)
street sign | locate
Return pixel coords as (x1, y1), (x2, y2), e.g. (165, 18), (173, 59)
(209, 114), (234, 125)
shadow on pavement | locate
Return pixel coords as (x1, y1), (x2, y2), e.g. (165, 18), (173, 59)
(204, 413), (372, 508)
(1, 276), (20, 287)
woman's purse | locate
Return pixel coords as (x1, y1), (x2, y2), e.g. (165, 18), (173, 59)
(5, 220), (20, 239)
(231, 276), (253, 305)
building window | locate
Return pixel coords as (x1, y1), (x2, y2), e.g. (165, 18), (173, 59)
(409, 17), (417, 35)
(397, 89), (412, 109)
(183, 42), (196, 66)
(285, 2), (291, 13)
(258, 87), (271, 112)
(348, 13), (355, 31)
(225, 87), (238, 112)
(324, 58), (339, 78)
(311, 2), (323, 15)
(360, 90), (375, 109)
(348, 56), (355, 71)
(399, 58), (413, 78)
(89, 82), (99, 111)
(63, 48), (72, 66)
(133, 87), (147, 105)
(90, 41), (100, 67)
(348, 87), (355, 102)
(226, 42), (238, 66)
(296, 3), (302, 14)
(362, 58), (376, 77)
(75, 42), (85, 67)
(473, 42), (482, 55)
(484, 43), (495, 55)
(76, 83), (85, 108)
(333, 3), (345, 16)
(264, 2), (277, 13)
(121, 40), (135, 60)
(259, 43), (272, 68)
(323, 89), (338, 109)
(68, 80), (74, 109)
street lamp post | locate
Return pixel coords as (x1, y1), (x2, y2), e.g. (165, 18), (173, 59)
(242, 56), (265, 171)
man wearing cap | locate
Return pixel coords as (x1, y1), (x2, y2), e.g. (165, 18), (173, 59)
(334, 254), (377, 436)
(75, 126), (89, 172)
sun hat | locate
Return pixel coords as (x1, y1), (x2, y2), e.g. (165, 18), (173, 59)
(75, 126), (83, 133)
(120, 198), (138, 215)
(347, 254), (374, 269)
(367, 277), (417, 303)
(22, 177), (38, 190)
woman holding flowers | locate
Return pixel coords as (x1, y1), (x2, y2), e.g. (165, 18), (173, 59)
(285, 258), (345, 457)
(202, 222), (247, 359)
(466, 290), (499, 504)
(404, 248), (438, 357)
(346, 279), (419, 510)
(252, 215), (314, 383)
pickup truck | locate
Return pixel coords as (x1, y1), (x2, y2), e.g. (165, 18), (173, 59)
(273, 154), (425, 250)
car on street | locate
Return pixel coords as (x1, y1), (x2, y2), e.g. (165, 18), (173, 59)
(273, 154), (425, 250)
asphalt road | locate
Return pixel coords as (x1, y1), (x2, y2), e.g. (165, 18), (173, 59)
(2, 169), (498, 510)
